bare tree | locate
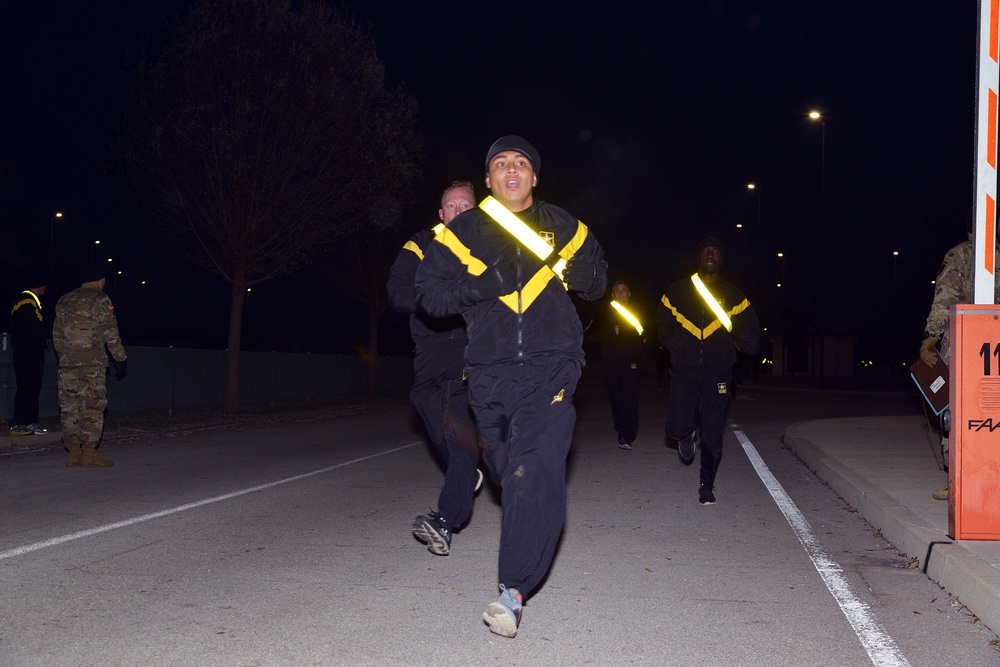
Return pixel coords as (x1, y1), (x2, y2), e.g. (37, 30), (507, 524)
(120, 0), (418, 413)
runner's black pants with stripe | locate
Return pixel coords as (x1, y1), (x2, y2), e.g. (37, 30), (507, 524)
(467, 360), (580, 598)
(666, 364), (731, 491)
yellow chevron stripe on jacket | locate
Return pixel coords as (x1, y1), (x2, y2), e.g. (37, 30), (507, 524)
(660, 294), (751, 339)
(402, 224), (446, 261)
(403, 240), (423, 261)
(11, 296), (43, 322)
(434, 227), (488, 276)
(435, 220), (591, 313)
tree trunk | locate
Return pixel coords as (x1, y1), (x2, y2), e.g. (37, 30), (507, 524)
(223, 276), (247, 415)
(366, 305), (379, 398)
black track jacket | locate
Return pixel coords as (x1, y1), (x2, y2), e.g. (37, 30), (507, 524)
(415, 200), (607, 368)
(387, 226), (467, 351)
(655, 275), (760, 370)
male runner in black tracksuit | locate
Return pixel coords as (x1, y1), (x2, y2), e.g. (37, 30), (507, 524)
(592, 280), (647, 450)
(415, 136), (607, 638)
(656, 237), (760, 505)
(386, 181), (481, 556)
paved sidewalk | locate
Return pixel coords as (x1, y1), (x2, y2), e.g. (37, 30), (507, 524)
(784, 414), (1000, 635)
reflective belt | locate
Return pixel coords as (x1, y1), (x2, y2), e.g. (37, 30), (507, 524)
(610, 300), (644, 335)
(690, 274), (732, 332)
(479, 196), (567, 279)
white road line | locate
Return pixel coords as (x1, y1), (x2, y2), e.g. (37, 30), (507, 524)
(0, 441), (421, 561)
(733, 428), (911, 667)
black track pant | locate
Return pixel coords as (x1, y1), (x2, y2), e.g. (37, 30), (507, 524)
(467, 360), (580, 598)
(666, 365), (731, 490)
(11, 347), (44, 427)
(604, 360), (639, 445)
(410, 352), (479, 528)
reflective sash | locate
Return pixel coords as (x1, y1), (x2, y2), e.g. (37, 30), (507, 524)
(690, 274), (732, 332)
(479, 196), (567, 278)
(610, 300), (644, 335)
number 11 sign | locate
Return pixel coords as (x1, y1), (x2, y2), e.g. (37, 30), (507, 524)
(950, 304), (1000, 539)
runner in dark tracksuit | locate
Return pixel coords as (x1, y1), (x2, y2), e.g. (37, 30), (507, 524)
(386, 182), (481, 556)
(655, 236), (760, 505)
(592, 280), (647, 450)
(415, 136), (607, 638)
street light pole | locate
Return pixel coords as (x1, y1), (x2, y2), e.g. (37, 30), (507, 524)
(747, 182), (761, 304)
(49, 211), (63, 272)
(735, 223), (747, 266)
(809, 111), (827, 382)
(777, 252), (786, 313)
(892, 251), (900, 373)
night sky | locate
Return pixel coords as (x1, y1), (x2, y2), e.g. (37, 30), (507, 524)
(1, 1), (983, 368)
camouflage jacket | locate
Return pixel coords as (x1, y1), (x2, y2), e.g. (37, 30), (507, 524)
(53, 284), (126, 368)
(924, 240), (1000, 359)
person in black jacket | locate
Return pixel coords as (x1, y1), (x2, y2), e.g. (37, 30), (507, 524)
(8, 274), (49, 436)
(386, 181), (482, 556)
(415, 135), (607, 638)
(655, 237), (759, 505)
(593, 280), (647, 450)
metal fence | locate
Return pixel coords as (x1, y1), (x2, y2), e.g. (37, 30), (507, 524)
(0, 345), (413, 420)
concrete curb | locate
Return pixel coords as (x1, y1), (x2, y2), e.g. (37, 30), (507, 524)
(784, 422), (1000, 635)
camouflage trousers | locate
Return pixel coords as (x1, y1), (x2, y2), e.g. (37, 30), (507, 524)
(57, 366), (108, 446)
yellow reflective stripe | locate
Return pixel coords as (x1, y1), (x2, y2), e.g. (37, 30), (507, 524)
(610, 300), (644, 335)
(22, 290), (41, 309)
(404, 224), (447, 260)
(497, 264), (558, 312)
(552, 258), (567, 280)
(550, 220), (588, 281)
(691, 274), (732, 332)
(11, 297), (43, 322)
(402, 240), (423, 261)
(480, 196), (554, 261)
(434, 226), (488, 276)
(557, 221), (589, 261)
(730, 297), (751, 316)
(661, 295), (703, 338)
(661, 293), (748, 340)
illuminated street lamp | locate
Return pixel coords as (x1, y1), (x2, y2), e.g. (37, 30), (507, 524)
(90, 240), (101, 262)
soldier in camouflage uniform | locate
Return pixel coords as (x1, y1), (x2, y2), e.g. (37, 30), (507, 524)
(919, 232), (1000, 499)
(52, 262), (127, 468)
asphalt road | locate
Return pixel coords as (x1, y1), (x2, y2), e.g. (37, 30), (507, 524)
(1, 372), (997, 666)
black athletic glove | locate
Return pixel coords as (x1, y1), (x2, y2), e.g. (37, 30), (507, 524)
(464, 259), (516, 302)
(113, 359), (128, 380)
(563, 258), (597, 292)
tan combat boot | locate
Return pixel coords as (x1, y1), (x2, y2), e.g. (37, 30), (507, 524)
(932, 483), (949, 500)
(65, 445), (82, 467)
(80, 445), (113, 468)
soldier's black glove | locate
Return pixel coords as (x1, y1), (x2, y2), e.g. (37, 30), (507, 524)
(564, 258), (597, 292)
(464, 258), (516, 302)
(113, 359), (128, 380)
